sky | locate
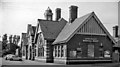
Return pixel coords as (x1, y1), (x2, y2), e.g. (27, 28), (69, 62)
(118, 1), (120, 35)
(0, 0), (119, 40)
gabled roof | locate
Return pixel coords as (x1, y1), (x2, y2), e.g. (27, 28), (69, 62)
(27, 24), (36, 36)
(32, 26), (36, 36)
(53, 12), (116, 45)
(38, 18), (68, 40)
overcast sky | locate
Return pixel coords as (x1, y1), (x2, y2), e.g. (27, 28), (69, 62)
(0, 0), (119, 38)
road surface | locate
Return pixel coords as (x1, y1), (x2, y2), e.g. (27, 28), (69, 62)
(2, 58), (59, 65)
(1, 57), (120, 67)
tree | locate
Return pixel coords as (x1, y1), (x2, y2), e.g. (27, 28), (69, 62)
(8, 35), (20, 54)
(2, 34), (9, 56)
(16, 35), (20, 45)
(2, 34), (8, 50)
(9, 35), (12, 43)
(2, 34), (21, 56)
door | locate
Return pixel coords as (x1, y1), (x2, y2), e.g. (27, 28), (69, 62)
(26, 45), (28, 60)
(88, 44), (94, 57)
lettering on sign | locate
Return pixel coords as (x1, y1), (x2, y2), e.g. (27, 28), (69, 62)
(83, 38), (98, 42)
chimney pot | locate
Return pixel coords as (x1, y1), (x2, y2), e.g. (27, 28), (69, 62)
(113, 25), (118, 37)
(69, 5), (78, 23)
(55, 8), (61, 21)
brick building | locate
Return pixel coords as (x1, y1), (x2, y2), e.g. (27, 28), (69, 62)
(21, 33), (28, 59)
(21, 24), (36, 60)
(112, 1), (120, 55)
(22, 5), (116, 64)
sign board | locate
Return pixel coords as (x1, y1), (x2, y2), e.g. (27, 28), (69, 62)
(83, 38), (98, 42)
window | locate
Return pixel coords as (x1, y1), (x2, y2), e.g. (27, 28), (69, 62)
(38, 47), (44, 57)
(55, 46), (57, 57)
(38, 47), (40, 56)
(35, 49), (36, 56)
(104, 50), (110, 57)
(61, 45), (64, 57)
(23, 50), (25, 56)
(54, 45), (66, 58)
(99, 43), (104, 57)
(69, 50), (76, 58)
(58, 46), (60, 57)
(53, 46), (55, 57)
(77, 48), (82, 58)
(99, 49), (104, 57)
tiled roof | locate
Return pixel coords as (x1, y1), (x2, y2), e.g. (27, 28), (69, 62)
(53, 12), (92, 44)
(53, 12), (116, 45)
(38, 18), (67, 39)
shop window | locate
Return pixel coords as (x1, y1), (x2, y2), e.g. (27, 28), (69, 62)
(69, 50), (76, 58)
(104, 50), (110, 57)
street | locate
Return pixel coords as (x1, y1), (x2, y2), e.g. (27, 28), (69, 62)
(1, 57), (59, 65)
(1, 57), (120, 67)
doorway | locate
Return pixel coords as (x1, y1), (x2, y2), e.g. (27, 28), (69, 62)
(88, 44), (94, 57)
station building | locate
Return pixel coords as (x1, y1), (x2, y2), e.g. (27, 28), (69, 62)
(22, 5), (116, 64)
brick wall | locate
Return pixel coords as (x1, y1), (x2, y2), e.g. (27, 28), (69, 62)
(67, 34), (113, 60)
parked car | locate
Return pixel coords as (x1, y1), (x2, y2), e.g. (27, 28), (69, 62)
(10, 55), (22, 61)
(4, 54), (15, 60)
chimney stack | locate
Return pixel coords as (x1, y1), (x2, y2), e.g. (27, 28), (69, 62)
(69, 5), (78, 23)
(55, 8), (61, 21)
(113, 25), (118, 37)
